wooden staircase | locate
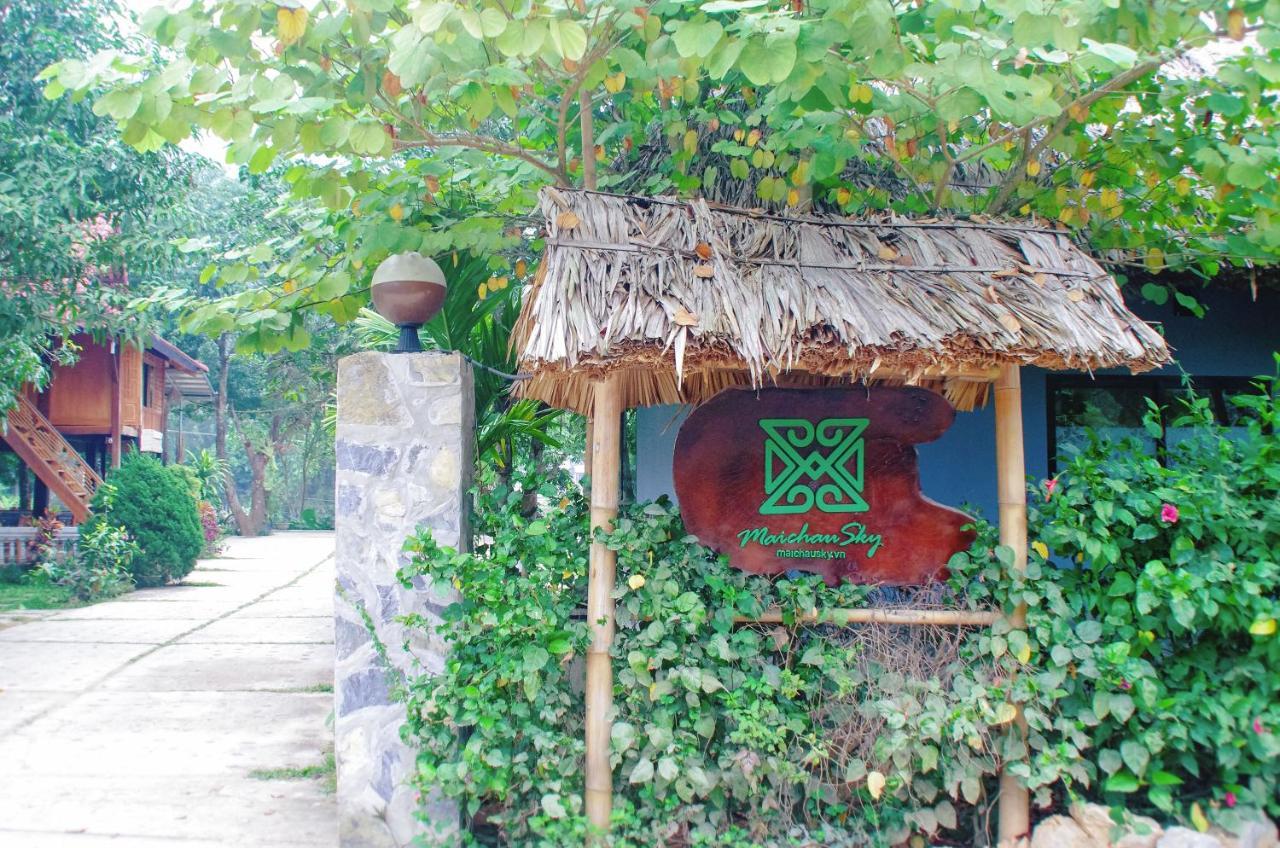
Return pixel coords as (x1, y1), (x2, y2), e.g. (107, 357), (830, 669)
(2, 395), (101, 524)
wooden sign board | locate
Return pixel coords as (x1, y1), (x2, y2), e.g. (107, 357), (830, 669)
(673, 386), (974, 585)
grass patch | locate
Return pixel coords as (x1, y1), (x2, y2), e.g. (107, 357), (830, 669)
(250, 750), (335, 793)
(0, 569), (77, 612)
(257, 682), (333, 694)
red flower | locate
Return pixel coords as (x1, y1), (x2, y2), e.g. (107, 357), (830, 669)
(1044, 478), (1058, 501)
(1254, 718), (1266, 735)
(1226, 791), (1237, 808)
(1159, 503), (1179, 524)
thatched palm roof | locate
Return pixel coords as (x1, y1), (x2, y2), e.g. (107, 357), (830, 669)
(512, 188), (1171, 413)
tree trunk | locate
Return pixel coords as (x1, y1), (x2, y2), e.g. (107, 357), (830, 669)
(216, 334), (269, 537)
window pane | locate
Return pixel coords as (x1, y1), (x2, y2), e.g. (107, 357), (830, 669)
(1054, 384), (1156, 460)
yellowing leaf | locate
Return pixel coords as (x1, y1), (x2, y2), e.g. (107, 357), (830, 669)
(1191, 803), (1209, 833)
(389, 203), (404, 222)
(877, 245), (898, 261)
(867, 771), (886, 800)
(836, 188), (852, 205)
(604, 72), (626, 94)
(1026, 159), (1042, 178)
(628, 574), (646, 590)
(1015, 642), (1032, 664)
(994, 703), (1018, 725)
(1249, 618), (1277, 636)
(1175, 177), (1191, 197)
(1031, 541), (1049, 560)
(477, 282), (489, 299)
(746, 128), (761, 147)
(1228, 7), (1246, 41)
(276, 5), (308, 47)
(515, 259), (528, 277)
(786, 188), (800, 207)
(1145, 247), (1166, 272)
(1080, 170), (1095, 187)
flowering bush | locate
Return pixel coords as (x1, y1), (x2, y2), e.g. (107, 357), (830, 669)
(1011, 370), (1280, 825)
(197, 501), (223, 557)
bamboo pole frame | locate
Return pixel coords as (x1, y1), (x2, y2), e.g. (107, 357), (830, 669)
(995, 364), (1031, 846)
(577, 370), (1024, 844)
(584, 376), (622, 835)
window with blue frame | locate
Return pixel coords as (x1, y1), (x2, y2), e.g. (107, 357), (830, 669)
(1046, 374), (1267, 473)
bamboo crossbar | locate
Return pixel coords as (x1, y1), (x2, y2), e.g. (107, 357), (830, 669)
(568, 607), (1000, 627)
(736, 608), (1000, 626)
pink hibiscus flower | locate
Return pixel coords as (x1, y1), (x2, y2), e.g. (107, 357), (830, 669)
(1159, 503), (1179, 524)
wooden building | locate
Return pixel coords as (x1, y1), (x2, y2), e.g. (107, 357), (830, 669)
(1, 334), (213, 525)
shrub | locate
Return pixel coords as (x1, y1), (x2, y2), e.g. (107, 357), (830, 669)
(168, 463), (203, 502)
(198, 500), (223, 557)
(41, 523), (136, 601)
(397, 465), (1018, 847)
(19, 507), (62, 561)
(87, 454), (204, 587)
(1010, 373), (1280, 824)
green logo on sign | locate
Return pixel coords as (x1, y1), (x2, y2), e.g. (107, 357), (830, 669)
(760, 418), (869, 515)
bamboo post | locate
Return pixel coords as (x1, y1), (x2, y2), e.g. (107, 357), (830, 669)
(584, 376), (622, 837)
(995, 364), (1030, 846)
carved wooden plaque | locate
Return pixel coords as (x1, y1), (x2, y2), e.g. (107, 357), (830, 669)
(672, 386), (974, 585)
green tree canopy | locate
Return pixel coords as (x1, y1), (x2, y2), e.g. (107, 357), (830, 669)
(0, 0), (200, 412)
(47, 0), (1280, 344)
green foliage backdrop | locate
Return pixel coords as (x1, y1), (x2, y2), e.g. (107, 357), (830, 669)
(392, 371), (1278, 846)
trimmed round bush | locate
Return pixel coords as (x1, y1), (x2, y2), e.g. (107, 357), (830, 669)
(87, 454), (204, 587)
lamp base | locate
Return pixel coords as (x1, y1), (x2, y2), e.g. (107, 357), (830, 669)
(394, 324), (423, 353)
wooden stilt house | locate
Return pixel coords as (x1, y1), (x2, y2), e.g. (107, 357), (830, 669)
(1, 334), (213, 527)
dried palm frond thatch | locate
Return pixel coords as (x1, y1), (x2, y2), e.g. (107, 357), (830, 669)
(513, 188), (1171, 412)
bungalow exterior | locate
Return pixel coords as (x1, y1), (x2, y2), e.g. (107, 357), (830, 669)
(0, 333), (212, 529)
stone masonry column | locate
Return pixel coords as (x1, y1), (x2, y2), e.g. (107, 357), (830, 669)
(334, 351), (473, 847)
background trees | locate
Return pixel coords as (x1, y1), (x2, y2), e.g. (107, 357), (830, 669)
(0, 0), (198, 414)
(45, 0), (1280, 348)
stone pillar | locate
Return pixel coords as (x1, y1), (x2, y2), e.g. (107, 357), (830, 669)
(334, 351), (473, 847)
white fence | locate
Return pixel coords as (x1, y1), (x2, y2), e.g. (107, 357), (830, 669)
(0, 527), (79, 567)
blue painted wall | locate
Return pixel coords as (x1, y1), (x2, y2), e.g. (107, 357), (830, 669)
(636, 288), (1278, 519)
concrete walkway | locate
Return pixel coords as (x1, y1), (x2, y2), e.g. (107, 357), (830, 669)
(0, 532), (337, 846)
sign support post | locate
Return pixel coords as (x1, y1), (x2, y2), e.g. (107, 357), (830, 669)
(585, 376), (622, 837)
(995, 364), (1031, 846)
